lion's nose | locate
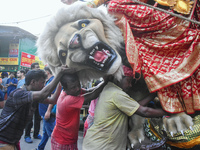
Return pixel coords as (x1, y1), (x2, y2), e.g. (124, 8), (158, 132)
(69, 34), (81, 49)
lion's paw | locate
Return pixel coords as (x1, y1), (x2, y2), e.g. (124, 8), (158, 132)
(163, 112), (193, 137)
(128, 115), (145, 148)
(128, 129), (145, 148)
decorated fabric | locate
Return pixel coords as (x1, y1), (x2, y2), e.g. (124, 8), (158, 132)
(149, 114), (200, 149)
(108, 0), (200, 114)
(143, 119), (171, 150)
(51, 136), (78, 150)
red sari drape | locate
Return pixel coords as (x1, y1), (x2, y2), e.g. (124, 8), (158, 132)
(108, 0), (200, 114)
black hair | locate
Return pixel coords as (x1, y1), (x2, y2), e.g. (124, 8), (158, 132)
(19, 69), (26, 75)
(31, 62), (39, 69)
(44, 66), (52, 75)
(25, 69), (47, 86)
(25, 68), (30, 74)
(60, 73), (79, 89)
(1, 72), (8, 78)
(10, 72), (17, 78)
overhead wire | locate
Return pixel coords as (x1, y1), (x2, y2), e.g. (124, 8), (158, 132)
(0, 15), (51, 25)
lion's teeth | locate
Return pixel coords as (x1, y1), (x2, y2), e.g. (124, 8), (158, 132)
(102, 56), (108, 63)
(90, 49), (95, 55)
(95, 46), (98, 50)
(94, 61), (100, 66)
(89, 56), (94, 59)
(93, 61), (102, 67)
(102, 49), (111, 57)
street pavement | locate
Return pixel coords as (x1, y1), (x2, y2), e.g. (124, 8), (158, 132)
(0, 109), (84, 150)
(20, 120), (84, 150)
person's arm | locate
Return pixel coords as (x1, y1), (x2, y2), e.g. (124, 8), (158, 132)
(42, 83), (62, 104)
(81, 88), (89, 94)
(44, 104), (54, 120)
(135, 105), (168, 118)
(32, 66), (75, 102)
(82, 75), (112, 104)
(138, 92), (157, 106)
(83, 86), (96, 93)
(9, 81), (17, 87)
(83, 81), (107, 104)
(0, 101), (5, 109)
(13, 83), (17, 87)
(44, 92), (55, 120)
(13, 79), (18, 87)
(6, 79), (9, 87)
(0, 91), (4, 109)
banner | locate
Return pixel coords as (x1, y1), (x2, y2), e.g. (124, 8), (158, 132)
(20, 52), (35, 67)
(0, 57), (18, 65)
(35, 56), (45, 69)
(9, 43), (19, 57)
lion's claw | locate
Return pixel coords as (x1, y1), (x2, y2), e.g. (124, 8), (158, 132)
(189, 126), (194, 131)
(181, 130), (184, 136)
(170, 132), (173, 137)
(163, 112), (194, 137)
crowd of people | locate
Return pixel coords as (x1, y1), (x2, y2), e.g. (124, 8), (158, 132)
(0, 63), (169, 150)
(0, 68), (29, 103)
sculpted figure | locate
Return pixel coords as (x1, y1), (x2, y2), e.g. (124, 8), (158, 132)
(37, 1), (200, 149)
(37, 3), (123, 82)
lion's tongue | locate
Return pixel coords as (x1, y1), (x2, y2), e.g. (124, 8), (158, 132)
(94, 51), (106, 63)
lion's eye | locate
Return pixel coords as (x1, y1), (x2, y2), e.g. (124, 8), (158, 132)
(81, 23), (86, 28)
(59, 50), (67, 65)
(78, 20), (90, 29)
(62, 52), (66, 57)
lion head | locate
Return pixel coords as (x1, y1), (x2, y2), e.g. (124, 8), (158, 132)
(36, 2), (124, 82)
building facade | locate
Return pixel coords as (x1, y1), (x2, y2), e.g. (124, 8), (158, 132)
(0, 25), (44, 73)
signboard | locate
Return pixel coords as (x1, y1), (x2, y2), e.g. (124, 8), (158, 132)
(35, 56), (45, 69)
(0, 57), (18, 65)
(20, 52), (35, 67)
(9, 43), (19, 57)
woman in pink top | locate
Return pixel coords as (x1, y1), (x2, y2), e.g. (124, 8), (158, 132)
(83, 80), (102, 137)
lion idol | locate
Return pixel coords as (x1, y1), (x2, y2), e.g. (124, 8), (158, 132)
(37, 1), (200, 150)
(36, 3), (124, 82)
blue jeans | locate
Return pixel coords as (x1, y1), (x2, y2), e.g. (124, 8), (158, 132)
(37, 116), (55, 150)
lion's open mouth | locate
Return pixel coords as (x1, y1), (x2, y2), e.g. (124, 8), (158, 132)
(86, 42), (117, 72)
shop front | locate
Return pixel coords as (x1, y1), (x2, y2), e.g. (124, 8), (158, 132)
(0, 25), (45, 74)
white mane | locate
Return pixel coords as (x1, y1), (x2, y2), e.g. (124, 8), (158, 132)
(36, 2), (124, 82)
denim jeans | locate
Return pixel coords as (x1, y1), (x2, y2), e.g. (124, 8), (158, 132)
(37, 116), (55, 150)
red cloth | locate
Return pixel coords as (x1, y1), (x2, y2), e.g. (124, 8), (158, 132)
(123, 65), (133, 77)
(108, 0), (200, 114)
(51, 136), (78, 150)
(52, 90), (84, 145)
